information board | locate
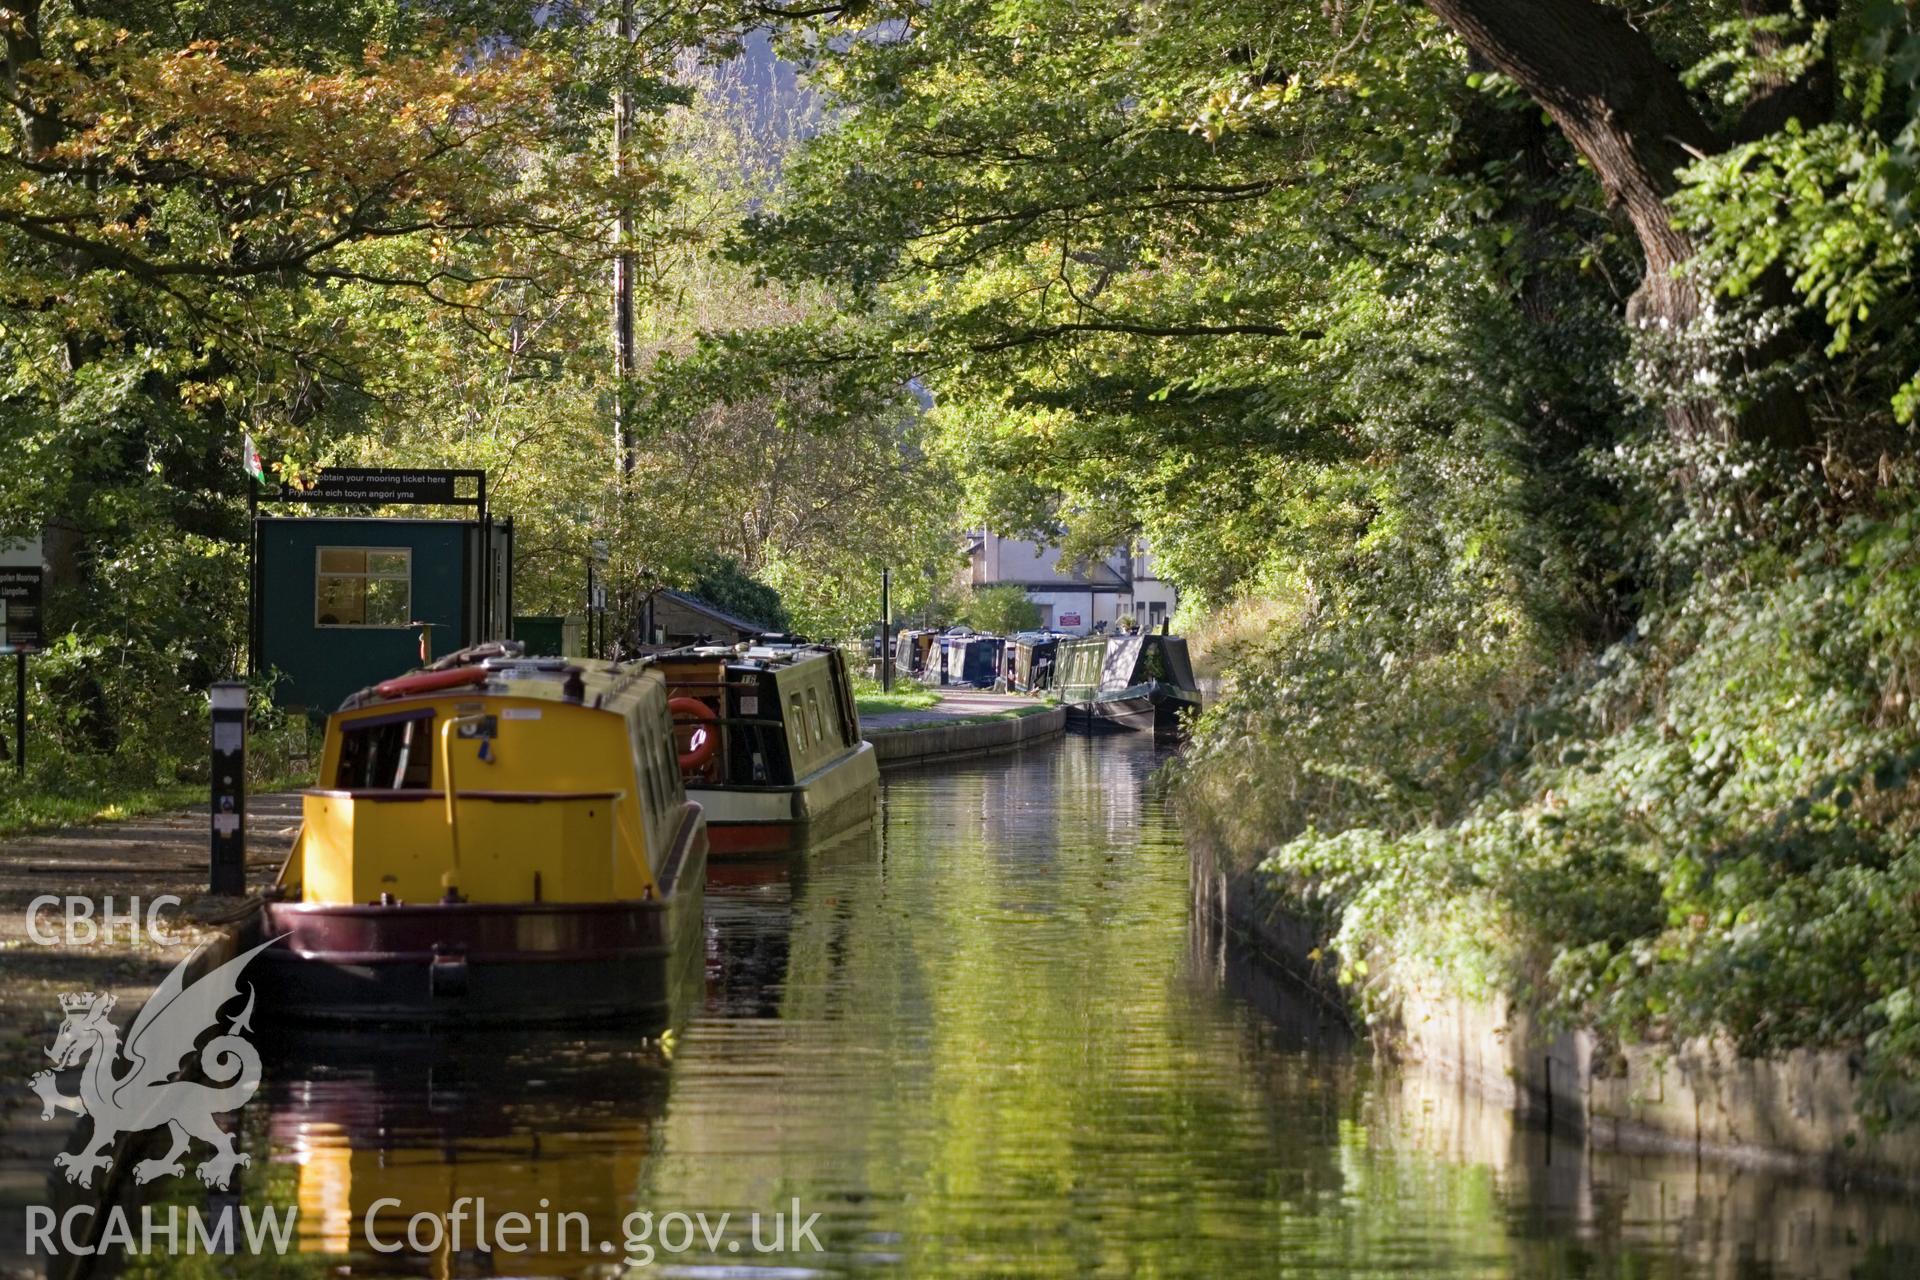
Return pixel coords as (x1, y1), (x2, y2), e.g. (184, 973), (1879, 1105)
(0, 566), (43, 652)
(278, 468), (483, 507)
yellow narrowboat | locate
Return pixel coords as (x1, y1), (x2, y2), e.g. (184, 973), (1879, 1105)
(652, 638), (879, 857)
(253, 644), (707, 1024)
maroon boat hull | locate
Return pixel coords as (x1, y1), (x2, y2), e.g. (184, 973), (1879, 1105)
(252, 804), (707, 1026)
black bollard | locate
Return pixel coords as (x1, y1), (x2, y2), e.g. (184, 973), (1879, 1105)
(209, 681), (248, 896)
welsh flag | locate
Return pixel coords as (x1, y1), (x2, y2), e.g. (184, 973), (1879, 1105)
(242, 433), (266, 485)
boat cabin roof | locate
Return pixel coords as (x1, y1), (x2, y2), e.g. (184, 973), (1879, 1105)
(662, 638), (840, 672)
(337, 651), (666, 720)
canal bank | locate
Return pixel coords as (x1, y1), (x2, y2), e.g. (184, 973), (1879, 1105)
(1188, 831), (1920, 1189)
(861, 690), (1064, 769)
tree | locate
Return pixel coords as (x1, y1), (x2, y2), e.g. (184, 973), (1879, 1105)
(734, 0), (1632, 622)
(961, 584), (1041, 636)
(0, 0), (685, 761)
(1420, 0), (1830, 447)
(688, 554), (789, 631)
(604, 43), (960, 643)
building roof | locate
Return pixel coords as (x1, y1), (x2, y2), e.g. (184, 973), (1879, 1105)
(657, 588), (768, 636)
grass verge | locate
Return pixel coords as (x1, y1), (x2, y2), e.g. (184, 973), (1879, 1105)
(853, 677), (941, 718)
(0, 767), (314, 839)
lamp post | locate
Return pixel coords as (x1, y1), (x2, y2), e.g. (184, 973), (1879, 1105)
(881, 567), (893, 691)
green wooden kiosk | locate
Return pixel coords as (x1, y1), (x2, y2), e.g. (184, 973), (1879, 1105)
(252, 468), (512, 712)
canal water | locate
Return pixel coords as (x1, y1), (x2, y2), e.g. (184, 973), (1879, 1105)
(126, 738), (1920, 1276)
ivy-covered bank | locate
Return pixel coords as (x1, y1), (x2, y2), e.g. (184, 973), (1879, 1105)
(1179, 491), (1920, 1146)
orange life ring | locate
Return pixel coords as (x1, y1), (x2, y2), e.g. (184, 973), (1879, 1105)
(375, 666), (489, 700)
(668, 696), (719, 771)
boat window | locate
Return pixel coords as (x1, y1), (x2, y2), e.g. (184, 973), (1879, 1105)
(334, 712), (434, 790)
(652, 741), (667, 812)
(316, 547), (411, 628)
(629, 716), (654, 811)
(657, 734), (682, 802)
(789, 693), (807, 755)
(805, 689), (825, 744)
(638, 727), (661, 813)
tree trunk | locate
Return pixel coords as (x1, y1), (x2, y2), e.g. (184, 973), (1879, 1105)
(1423, 0), (1813, 449)
(1736, 0), (1838, 143)
(2, 1), (61, 157)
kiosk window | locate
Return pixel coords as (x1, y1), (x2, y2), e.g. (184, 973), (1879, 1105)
(317, 547), (411, 627)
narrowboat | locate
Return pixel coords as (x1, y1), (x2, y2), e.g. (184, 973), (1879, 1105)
(653, 638), (879, 856)
(931, 630), (963, 685)
(1006, 630), (1066, 693)
(1053, 631), (1202, 735)
(893, 628), (937, 681)
(253, 643), (707, 1025)
(945, 633), (1005, 688)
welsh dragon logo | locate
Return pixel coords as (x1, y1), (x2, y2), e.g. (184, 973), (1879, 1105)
(26, 939), (273, 1190)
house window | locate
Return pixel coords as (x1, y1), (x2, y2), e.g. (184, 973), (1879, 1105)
(316, 547), (411, 628)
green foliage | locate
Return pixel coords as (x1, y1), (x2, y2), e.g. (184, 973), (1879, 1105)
(742, 0), (1634, 618)
(1675, 2), (1920, 426)
(1185, 491), (1920, 1129)
(0, 0), (954, 782)
(734, 0), (1920, 1134)
(959, 584), (1041, 636)
(686, 554), (789, 632)
(0, 0), (694, 774)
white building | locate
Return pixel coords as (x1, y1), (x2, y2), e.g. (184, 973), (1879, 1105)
(965, 530), (1177, 635)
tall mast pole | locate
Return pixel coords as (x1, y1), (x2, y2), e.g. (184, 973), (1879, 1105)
(611, 0), (637, 480)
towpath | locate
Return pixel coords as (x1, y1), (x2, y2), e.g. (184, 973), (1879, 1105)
(0, 795), (297, 1108)
(860, 689), (1046, 733)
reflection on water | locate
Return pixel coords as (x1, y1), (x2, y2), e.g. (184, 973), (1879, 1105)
(263, 1029), (673, 1272)
(25, 736), (1920, 1278)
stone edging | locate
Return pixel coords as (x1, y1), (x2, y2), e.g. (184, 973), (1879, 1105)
(868, 706), (1066, 769)
(1188, 833), (1920, 1188)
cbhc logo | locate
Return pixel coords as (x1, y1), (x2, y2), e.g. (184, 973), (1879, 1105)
(26, 896), (182, 947)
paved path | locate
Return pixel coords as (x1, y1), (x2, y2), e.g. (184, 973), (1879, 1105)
(0, 793), (300, 1108)
(861, 689), (1047, 732)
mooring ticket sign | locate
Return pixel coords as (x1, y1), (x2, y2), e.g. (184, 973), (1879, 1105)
(0, 565), (43, 651)
(277, 467), (482, 507)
